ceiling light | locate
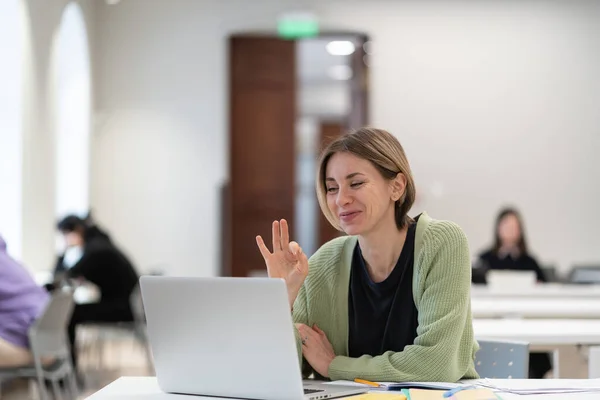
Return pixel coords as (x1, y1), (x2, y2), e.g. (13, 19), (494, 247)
(326, 41), (355, 56)
(328, 65), (353, 81)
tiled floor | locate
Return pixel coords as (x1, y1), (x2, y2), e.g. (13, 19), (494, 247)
(1, 328), (153, 400)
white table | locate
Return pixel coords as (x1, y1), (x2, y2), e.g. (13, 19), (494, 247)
(471, 284), (600, 298)
(85, 377), (600, 399)
(474, 319), (600, 346)
(474, 319), (600, 378)
(471, 298), (600, 319)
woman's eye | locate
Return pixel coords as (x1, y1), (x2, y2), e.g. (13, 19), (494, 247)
(350, 182), (364, 188)
(326, 187), (338, 193)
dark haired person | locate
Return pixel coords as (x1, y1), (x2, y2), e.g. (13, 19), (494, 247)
(477, 207), (551, 379)
(53, 215), (139, 370)
(477, 208), (546, 283)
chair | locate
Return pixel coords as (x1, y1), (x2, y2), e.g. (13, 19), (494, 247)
(475, 339), (529, 379)
(569, 265), (600, 284)
(78, 283), (153, 372)
(0, 290), (77, 400)
(540, 265), (558, 283)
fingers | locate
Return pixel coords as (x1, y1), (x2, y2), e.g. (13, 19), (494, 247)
(290, 241), (309, 275)
(280, 219), (290, 251)
(313, 324), (327, 338)
(255, 236), (271, 260)
(272, 220), (281, 251)
(296, 323), (315, 341)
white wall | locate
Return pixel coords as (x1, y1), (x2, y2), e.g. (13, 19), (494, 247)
(19, 0), (96, 271)
(0, 0), (25, 259)
(92, 0), (600, 277)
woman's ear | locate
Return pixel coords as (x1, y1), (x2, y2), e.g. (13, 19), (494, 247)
(391, 173), (407, 201)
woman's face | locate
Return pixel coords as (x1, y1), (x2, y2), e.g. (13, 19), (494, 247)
(498, 213), (521, 247)
(63, 231), (84, 248)
(324, 152), (402, 236)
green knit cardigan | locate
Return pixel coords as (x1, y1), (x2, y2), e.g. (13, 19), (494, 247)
(292, 212), (479, 382)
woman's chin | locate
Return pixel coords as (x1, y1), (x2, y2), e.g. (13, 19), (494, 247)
(340, 224), (363, 236)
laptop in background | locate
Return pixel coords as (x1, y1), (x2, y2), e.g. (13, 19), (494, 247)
(487, 270), (537, 289)
(140, 276), (368, 400)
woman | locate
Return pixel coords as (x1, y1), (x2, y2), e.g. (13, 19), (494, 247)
(477, 208), (551, 379)
(477, 208), (546, 283)
(0, 235), (49, 367)
(256, 128), (478, 382)
(53, 215), (139, 369)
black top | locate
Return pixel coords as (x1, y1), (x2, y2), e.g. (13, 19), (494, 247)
(348, 217), (419, 358)
(478, 250), (547, 282)
(53, 226), (139, 303)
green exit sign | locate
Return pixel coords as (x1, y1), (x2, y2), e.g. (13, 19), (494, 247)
(277, 12), (319, 39)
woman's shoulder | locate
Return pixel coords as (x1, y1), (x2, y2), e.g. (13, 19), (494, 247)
(417, 213), (469, 249)
(308, 236), (353, 266)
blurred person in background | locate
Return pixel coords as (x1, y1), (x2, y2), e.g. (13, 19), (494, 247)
(477, 207), (546, 282)
(477, 207), (551, 378)
(53, 214), (139, 369)
(0, 235), (50, 367)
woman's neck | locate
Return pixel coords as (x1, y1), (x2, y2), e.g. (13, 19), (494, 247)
(357, 214), (408, 283)
(498, 243), (520, 258)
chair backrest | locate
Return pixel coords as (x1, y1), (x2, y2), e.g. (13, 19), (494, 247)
(475, 339), (529, 379)
(569, 265), (600, 284)
(28, 290), (75, 359)
(130, 283), (146, 323)
(541, 266), (558, 282)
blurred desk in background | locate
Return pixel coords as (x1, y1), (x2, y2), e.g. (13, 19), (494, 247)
(472, 298), (600, 319)
(471, 284), (600, 298)
(474, 318), (600, 378)
(34, 270), (100, 304)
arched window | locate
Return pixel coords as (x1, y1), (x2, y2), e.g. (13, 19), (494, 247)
(53, 3), (91, 219)
(0, 0), (25, 257)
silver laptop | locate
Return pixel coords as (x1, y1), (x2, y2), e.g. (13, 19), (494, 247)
(140, 276), (368, 400)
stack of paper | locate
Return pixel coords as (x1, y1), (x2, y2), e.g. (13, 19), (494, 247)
(474, 378), (600, 395)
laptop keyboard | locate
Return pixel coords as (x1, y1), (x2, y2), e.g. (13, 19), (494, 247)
(304, 389), (324, 394)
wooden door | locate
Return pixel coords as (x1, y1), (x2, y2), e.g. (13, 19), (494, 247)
(317, 121), (345, 247)
(226, 36), (296, 277)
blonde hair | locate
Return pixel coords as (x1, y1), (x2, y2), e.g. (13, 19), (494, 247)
(316, 127), (416, 231)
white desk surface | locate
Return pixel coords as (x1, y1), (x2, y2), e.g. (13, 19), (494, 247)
(474, 318), (600, 345)
(471, 284), (600, 298)
(471, 298), (600, 319)
(85, 377), (600, 399)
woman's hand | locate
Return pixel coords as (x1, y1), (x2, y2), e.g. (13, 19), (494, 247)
(296, 323), (336, 378)
(256, 219), (309, 309)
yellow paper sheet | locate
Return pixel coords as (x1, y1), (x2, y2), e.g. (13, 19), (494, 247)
(408, 388), (498, 400)
(345, 393), (407, 400)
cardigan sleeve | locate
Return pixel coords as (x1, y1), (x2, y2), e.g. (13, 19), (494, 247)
(327, 221), (477, 382)
(292, 279), (314, 377)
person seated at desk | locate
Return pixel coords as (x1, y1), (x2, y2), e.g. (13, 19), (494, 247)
(476, 207), (546, 283)
(256, 128), (479, 382)
(0, 235), (50, 368)
(53, 215), (139, 369)
(477, 207), (551, 379)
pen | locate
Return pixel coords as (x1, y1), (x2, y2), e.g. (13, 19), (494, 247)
(443, 385), (476, 398)
(354, 378), (382, 388)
